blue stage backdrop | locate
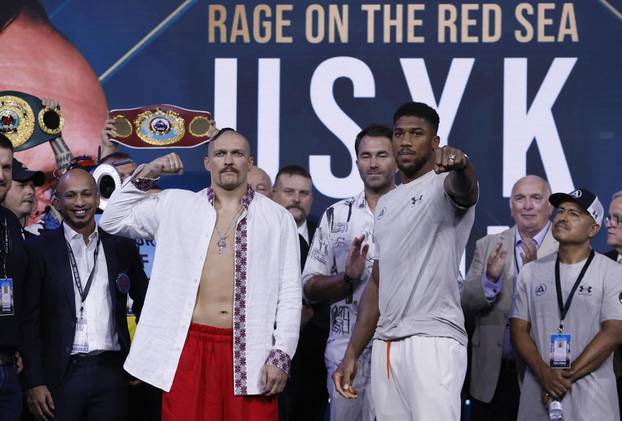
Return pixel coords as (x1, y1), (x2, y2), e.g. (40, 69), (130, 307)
(32, 0), (622, 263)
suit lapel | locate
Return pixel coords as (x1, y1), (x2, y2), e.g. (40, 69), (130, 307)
(496, 226), (517, 308)
(50, 228), (77, 318)
(501, 226), (517, 281)
(99, 229), (118, 311)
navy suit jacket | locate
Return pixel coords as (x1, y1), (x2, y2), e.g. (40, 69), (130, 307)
(21, 226), (148, 392)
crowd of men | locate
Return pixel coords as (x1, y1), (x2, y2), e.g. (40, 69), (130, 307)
(0, 101), (621, 421)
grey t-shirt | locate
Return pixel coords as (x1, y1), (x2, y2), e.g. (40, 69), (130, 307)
(511, 252), (622, 421)
(372, 170), (476, 346)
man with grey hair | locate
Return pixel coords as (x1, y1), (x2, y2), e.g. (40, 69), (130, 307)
(462, 175), (558, 421)
(605, 191), (622, 264)
(604, 190), (622, 413)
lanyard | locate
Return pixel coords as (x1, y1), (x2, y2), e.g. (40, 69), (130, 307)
(554, 249), (595, 332)
(1, 217), (8, 278)
(66, 237), (101, 317)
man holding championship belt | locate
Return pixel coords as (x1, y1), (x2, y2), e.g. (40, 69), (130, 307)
(100, 128), (301, 421)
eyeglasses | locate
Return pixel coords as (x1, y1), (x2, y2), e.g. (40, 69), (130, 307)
(606, 216), (622, 227)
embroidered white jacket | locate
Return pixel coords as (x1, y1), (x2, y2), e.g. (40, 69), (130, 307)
(100, 180), (302, 395)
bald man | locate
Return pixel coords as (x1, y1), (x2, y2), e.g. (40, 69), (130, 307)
(462, 175), (558, 421)
(101, 128), (302, 421)
(21, 168), (147, 421)
(247, 166), (273, 199)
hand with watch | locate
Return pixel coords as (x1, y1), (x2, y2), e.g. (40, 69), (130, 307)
(131, 153), (184, 192)
(344, 234), (369, 303)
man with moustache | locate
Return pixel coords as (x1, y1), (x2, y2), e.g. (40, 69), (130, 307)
(21, 168), (148, 421)
(3, 159), (45, 237)
(605, 192), (622, 264)
(0, 135), (28, 421)
(510, 188), (622, 420)
(303, 124), (396, 421)
(333, 102), (478, 421)
(272, 165), (326, 421)
(273, 165), (316, 265)
(100, 128), (301, 420)
(247, 166), (273, 199)
(603, 191), (622, 412)
(462, 175), (558, 421)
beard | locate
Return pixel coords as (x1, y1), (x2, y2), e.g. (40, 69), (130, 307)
(397, 157), (425, 178)
(216, 170), (242, 190)
(286, 206), (306, 224)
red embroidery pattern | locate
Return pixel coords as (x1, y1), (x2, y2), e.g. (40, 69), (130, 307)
(233, 216), (248, 394)
(207, 186), (255, 394)
(265, 349), (291, 374)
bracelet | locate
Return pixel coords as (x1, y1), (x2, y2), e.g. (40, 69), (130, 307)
(131, 176), (159, 192)
(343, 273), (358, 304)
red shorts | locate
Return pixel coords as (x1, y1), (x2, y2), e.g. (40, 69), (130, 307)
(162, 323), (277, 421)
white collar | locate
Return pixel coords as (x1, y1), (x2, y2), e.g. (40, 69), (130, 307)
(63, 222), (99, 245)
(297, 220), (309, 244)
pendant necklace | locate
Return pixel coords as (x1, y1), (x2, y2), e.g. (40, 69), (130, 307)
(214, 206), (243, 254)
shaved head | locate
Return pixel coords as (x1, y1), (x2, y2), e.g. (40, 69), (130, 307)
(204, 129), (253, 191)
(511, 175), (551, 198)
(247, 166), (273, 199)
(56, 168), (97, 195)
(207, 129), (251, 157)
(55, 168), (100, 233)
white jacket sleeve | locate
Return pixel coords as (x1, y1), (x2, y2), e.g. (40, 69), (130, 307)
(265, 211), (302, 373)
(99, 171), (165, 241)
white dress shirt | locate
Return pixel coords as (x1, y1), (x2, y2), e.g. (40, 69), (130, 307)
(64, 223), (120, 354)
(298, 220), (309, 245)
(100, 177), (302, 395)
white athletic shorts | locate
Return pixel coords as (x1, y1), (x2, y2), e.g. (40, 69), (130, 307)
(371, 335), (467, 421)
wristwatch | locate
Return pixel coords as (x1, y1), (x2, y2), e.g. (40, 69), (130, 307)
(131, 176), (159, 192)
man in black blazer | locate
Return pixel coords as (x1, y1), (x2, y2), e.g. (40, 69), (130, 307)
(21, 168), (147, 421)
(273, 165), (327, 421)
(0, 135), (28, 421)
(298, 219), (317, 269)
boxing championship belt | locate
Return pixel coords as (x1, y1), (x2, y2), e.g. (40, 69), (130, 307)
(109, 105), (214, 149)
(0, 91), (64, 151)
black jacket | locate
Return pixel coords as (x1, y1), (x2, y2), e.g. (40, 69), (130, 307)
(299, 220), (317, 271)
(21, 226), (148, 391)
(0, 206), (26, 349)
